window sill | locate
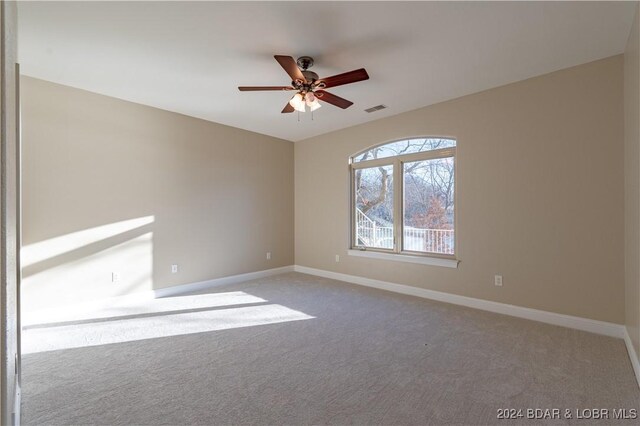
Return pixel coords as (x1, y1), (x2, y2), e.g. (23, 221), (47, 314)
(347, 249), (459, 268)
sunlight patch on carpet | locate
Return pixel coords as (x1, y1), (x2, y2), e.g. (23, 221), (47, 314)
(23, 303), (314, 354)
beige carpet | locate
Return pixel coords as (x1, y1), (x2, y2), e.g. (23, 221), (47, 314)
(22, 272), (639, 425)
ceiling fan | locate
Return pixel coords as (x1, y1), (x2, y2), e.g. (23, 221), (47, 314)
(238, 55), (369, 113)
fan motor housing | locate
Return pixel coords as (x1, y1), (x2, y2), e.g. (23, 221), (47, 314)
(302, 70), (319, 82)
(295, 56), (319, 85)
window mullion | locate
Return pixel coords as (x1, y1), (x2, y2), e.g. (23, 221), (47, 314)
(350, 167), (356, 248)
(393, 159), (402, 253)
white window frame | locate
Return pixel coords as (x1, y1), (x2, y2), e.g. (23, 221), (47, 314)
(349, 138), (458, 266)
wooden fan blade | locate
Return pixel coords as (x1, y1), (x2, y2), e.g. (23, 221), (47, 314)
(238, 86), (293, 91)
(317, 68), (369, 89)
(274, 55), (306, 83)
(282, 102), (294, 113)
(315, 90), (354, 109)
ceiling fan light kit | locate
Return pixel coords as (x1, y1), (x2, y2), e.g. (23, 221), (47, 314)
(238, 55), (369, 114)
(289, 93), (306, 112)
(289, 91), (321, 112)
(305, 93), (322, 112)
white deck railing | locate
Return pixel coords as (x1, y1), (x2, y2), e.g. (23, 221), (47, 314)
(356, 208), (454, 254)
(403, 227), (454, 254)
(356, 208), (393, 248)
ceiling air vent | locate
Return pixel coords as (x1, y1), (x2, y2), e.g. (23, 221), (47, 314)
(364, 104), (387, 113)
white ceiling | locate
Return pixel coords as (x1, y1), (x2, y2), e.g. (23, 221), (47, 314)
(18, 1), (637, 142)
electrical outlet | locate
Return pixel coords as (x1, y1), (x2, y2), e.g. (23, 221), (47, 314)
(266, 252), (271, 260)
(335, 254), (340, 262)
(171, 264), (179, 274)
(494, 275), (503, 287)
(112, 272), (121, 283)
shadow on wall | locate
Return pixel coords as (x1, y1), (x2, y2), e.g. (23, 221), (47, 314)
(21, 216), (155, 314)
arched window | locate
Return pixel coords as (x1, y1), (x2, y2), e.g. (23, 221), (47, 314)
(350, 137), (457, 262)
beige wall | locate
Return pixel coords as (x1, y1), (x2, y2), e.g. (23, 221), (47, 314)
(21, 76), (294, 312)
(296, 56), (624, 324)
(625, 4), (640, 362)
(21, 54), (629, 326)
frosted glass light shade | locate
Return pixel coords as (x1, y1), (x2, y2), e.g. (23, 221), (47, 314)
(308, 99), (321, 111)
(293, 100), (306, 112)
(289, 93), (304, 108)
(305, 93), (316, 104)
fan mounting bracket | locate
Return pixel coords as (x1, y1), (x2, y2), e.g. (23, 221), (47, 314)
(296, 56), (314, 70)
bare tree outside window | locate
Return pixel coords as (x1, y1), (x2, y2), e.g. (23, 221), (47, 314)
(353, 138), (455, 163)
(355, 166), (394, 249)
(403, 158), (454, 253)
(352, 138), (456, 256)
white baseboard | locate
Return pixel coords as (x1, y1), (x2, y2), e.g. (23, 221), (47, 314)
(293, 265), (625, 339)
(294, 264), (640, 388)
(623, 327), (640, 389)
(153, 265), (295, 298)
(22, 263), (639, 389)
(23, 265), (295, 326)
